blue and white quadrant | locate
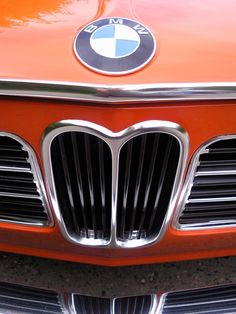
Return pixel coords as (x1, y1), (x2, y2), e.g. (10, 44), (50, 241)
(90, 24), (140, 59)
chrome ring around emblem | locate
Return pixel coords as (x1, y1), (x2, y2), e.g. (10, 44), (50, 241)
(74, 17), (156, 75)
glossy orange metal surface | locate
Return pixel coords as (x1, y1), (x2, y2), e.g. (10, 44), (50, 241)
(0, 97), (234, 265)
(0, 0), (236, 83)
(1, 0), (236, 265)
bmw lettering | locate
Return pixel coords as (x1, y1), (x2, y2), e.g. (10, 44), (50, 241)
(74, 18), (156, 75)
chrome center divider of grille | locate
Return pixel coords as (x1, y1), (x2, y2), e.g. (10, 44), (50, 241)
(42, 120), (189, 248)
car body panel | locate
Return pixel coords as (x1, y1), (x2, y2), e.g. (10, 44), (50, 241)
(0, 0), (236, 84)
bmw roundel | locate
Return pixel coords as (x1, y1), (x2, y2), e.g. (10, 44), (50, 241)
(74, 17), (156, 75)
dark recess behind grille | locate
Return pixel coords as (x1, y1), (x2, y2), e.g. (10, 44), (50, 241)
(73, 295), (110, 314)
(51, 132), (112, 241)
(162, 284), (236, 314)
(180, 138), (236, 226)
(117, 133), (180, 241)
(0, 136), (48, 224)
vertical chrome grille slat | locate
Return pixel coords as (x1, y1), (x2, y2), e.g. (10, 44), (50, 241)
(133, 296), (138, 313)
(71, 133), (88, 238)
(126, 297), (130, 314)
(138, 134), (160, 238)
(129, 135), (147, 239)
(58, 137), (79, 235)
(84, 134), (97, 239)
(98, 140), (106, 237)
(46, 120), (187, 247)
(120, 141), (133, 240)
(148, 136), (173, 233)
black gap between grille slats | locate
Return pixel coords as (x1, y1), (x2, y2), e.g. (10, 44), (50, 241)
(190, 186), (236, 198)
(194, 175), (236, 186)
(182, 210), (236, 218)
(51, 132), (112, 241)
(0, 196), (43, 207)
(208, 139), (236, 149)
(0, 136), (48, 225)
(198, 164), (236, 172)
(117, 133), (180, 241)
(200, 153), (236, 162)
(0, 209), (47, 217)
(0, 182), (39, 195)
(0, 171), (34, 182)
(179, 138), (236, 227)
(185, 201), (236, 211)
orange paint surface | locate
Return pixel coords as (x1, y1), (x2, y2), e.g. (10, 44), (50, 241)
(0, 0), (235, 83)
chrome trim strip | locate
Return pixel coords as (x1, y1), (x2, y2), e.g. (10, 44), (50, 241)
(187, 197), (236, 203)
(0, 192), (41, 199)
(1, 79), (236, 103)
(196, 170), (236, 176)
(174, 134), (236, 231)
(42, 120), (189, 248)
(0, 166), (31, 172)
(0, 132), (53, 227)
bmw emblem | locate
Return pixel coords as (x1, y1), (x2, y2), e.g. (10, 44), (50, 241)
(74, 17), (156, 75)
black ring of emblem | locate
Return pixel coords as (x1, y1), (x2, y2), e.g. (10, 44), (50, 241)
(74, 17), (156, 75)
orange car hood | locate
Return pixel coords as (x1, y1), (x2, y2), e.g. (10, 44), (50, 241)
(0, 0), (235, 85)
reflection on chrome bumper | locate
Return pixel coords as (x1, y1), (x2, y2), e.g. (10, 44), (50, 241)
(0, 281), (235, 313)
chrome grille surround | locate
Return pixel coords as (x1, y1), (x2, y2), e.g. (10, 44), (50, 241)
(0, 132), (52, 226)
(175, 135), (236, 230)
(42, 120), (189, 248)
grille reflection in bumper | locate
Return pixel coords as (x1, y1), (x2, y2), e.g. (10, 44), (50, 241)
(72, 294), (155, 314)
(0, 281), (235, 314)
(43, 120), (188, 247)
(159, 284), (236, 314)
(0, 282), (64, 314)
